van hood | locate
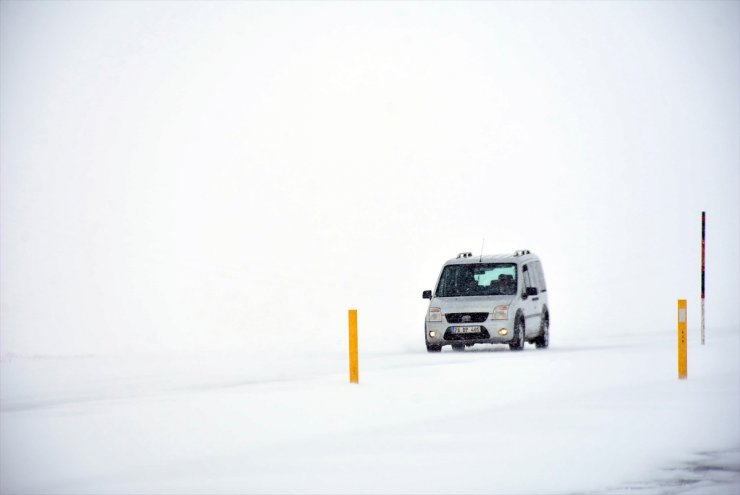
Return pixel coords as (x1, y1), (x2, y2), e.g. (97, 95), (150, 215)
(432, 295), (514, 313)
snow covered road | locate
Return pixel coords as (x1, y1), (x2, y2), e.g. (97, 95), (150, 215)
(2, 328), (738, 494)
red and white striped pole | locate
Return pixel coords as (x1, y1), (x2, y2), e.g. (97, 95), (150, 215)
(701, 211), (706, 345)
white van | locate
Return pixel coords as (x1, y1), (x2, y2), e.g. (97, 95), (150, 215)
(422, 250), (549, 352)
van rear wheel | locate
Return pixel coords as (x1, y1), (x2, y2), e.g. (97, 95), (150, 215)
(535, 316), (549, 349)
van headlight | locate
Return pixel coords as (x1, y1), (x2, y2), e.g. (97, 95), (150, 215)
(492, 305), (509, 320)
(428, 307), (442, 322)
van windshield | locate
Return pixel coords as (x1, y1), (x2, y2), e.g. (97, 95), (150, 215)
(436, 263), (518, 297)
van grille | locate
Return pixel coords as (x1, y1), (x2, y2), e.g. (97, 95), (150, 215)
(445, 312), (489, 323)
(444, 327), (491, 341)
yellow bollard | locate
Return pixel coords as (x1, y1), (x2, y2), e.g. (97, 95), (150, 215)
(348, 309), (359, 384)
(678, 299), (687, 380)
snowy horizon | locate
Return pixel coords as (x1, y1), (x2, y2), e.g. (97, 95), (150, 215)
(2, 1), (738, 358)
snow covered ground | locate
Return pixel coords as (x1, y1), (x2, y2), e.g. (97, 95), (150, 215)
(2, 326), (737, 494)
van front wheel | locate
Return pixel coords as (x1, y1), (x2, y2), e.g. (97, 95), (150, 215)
(510, 318), (525, 351)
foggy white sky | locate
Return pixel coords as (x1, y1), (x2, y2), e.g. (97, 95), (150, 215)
(1, 1), (738, 355)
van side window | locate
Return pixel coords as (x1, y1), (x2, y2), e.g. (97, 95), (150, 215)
(534, 261), (547, 292)
(529, 262), (540, 291)
(524, 264), (535, 290)
(522, 265), (534, 292)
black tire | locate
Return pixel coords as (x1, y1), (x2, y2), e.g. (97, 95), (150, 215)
(451, 343), (465, 352)
(535, 315), (549, 349)
(509, 317), (525, 351)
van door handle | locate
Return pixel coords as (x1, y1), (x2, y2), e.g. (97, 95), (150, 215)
(532, 297), (539, 301)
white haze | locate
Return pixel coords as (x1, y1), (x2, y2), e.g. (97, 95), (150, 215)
(1, 1), (738, 356)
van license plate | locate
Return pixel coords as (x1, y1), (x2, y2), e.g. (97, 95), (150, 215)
(452, 326), (480, 334)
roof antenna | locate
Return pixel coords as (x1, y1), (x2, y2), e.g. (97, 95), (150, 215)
(479, 238), (485, 262)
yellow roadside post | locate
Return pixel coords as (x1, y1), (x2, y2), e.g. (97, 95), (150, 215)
(348, 309), (359, 384)
(678, 299), (687, 380)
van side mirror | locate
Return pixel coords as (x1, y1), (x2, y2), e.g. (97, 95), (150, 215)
(422, 290), (432, 299)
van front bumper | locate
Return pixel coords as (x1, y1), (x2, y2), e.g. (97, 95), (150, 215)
(425, 319), (515, 346)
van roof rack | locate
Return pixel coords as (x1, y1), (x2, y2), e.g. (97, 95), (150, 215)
(514, 249), (531, 257)
(456, 252), (473, 259)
